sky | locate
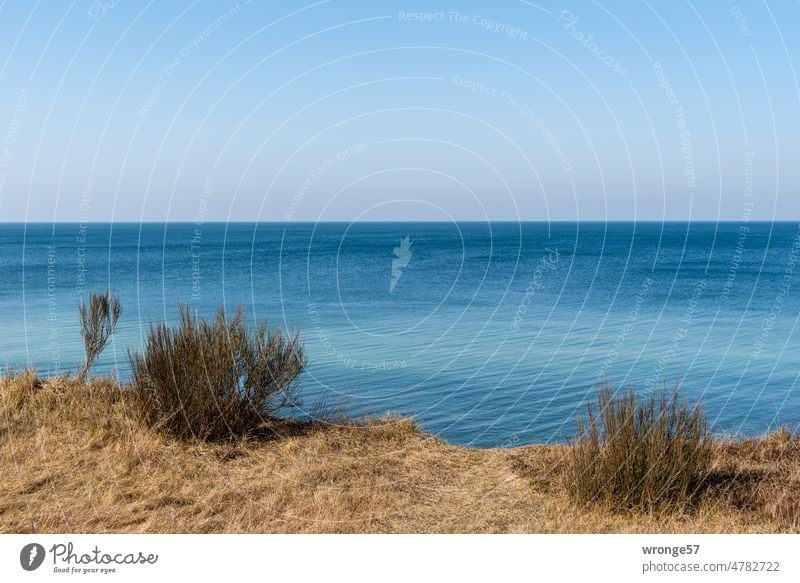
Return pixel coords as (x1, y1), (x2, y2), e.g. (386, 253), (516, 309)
(0, 0), (798, 222)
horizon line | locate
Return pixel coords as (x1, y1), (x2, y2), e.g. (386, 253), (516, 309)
(1, 219), (799, 225)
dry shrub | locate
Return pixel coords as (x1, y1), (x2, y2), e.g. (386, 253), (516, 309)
(566, 385), (711, 513)
(77, 290), (122, 382)
(128, 304), (306, 441)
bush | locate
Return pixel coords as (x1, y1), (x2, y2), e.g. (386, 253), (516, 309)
(565, 385), (711, 513)
(77, 290), (122, 382)
(129, 304), (306, 441)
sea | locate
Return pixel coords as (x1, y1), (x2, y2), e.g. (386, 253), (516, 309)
(2, 221), (799, 447)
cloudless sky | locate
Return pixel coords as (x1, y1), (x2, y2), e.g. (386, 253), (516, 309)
(0, 0), (798, 221)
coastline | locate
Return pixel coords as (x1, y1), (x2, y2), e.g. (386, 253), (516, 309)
(2, 373), (798, 534)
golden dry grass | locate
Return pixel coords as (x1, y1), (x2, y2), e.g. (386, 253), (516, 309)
(1, 372), (798, 533)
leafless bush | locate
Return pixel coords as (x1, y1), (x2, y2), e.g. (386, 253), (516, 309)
(77, 290), (122, 382)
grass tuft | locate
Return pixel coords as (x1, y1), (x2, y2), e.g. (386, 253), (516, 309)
(0, 368), (41, 411)
(566, 385), (712, 513)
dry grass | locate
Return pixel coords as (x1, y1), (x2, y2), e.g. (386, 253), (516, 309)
(1, 372), (799, 533)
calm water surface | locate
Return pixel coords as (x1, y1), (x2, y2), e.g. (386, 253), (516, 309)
(2, 222), (799, 446)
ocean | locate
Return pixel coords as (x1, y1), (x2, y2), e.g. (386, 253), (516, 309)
(2, 221), (799, 447)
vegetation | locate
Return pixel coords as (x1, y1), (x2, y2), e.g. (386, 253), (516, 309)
(76, 290), (122, 382)
(128, 304), (306, 441)
(566, 386), (712, 513)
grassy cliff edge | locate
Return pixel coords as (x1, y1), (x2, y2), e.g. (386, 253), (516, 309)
(1, 372), (799, 533)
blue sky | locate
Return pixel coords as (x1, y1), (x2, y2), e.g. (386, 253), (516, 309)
(0, 0), (798, 221)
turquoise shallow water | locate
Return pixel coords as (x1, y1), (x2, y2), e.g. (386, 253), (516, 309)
(2, 221), (799, 446)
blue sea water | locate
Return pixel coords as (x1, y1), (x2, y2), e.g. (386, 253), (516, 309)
(2, 221), (799, 447)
